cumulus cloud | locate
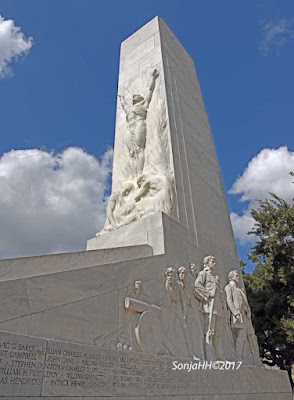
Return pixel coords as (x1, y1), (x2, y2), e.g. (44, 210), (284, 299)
(229, 146), (294, 244)
(259, 18), (294, 55)
(0, 147), (113, 258)
(0, 14), (33, 77)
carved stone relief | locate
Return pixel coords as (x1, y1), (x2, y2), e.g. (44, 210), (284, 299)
(224, 269), (262, 365)
(194, 255), (225, 361)
(118, 68), (159, 178)
(177, 266), (205, 360)
(97, 68), (175, 236)
(121, 257), (261, 366)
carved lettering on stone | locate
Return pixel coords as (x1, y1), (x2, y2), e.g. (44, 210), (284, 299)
(0, 333), (46, 396)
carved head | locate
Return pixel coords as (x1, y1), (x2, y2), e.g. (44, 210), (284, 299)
(121, 181), (134, 197)
(137, 173), (147, 188)
(203, 255), (216, 271)
(164, 267), (175, 284)
(189, 263), (197, 276)
(228, 270), (239, 283)
(177, 266), (187, 282)
(133, 94), (144, 105)
(134, 280), (143, 296)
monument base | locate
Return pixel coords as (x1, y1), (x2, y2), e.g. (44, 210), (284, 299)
(0, 331), (292, 399)
(86, 212), (197, 256)
(0, 216), (292, 398)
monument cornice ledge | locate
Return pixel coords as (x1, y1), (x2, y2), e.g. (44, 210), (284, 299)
(0, 244), (152, 282)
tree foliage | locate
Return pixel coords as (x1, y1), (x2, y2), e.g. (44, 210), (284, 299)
(243, 193), (294, 386)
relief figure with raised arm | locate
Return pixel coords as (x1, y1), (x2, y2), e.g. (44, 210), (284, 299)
(118, 68), (159, 177)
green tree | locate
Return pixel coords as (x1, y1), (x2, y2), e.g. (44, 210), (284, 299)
(243, 193), (294, 388)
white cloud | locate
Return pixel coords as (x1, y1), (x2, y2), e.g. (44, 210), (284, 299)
(0, 147), (113, 258)
(259, 18), (294, 55)
(230, 211), (255, 245)
(229, 146), (294, 244)
(0, 14), (33, 77)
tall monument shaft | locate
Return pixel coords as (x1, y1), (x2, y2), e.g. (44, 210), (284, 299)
(89, 16), (239, 277)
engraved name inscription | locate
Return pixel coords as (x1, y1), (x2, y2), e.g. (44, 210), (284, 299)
(42, 341), (207, 396)
(0, 332), (235, 397)
(0, 334), (46, 396)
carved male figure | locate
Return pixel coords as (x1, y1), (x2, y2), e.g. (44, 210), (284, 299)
(189, 263), (198, 280)
(124, 280), (161, 354)
(134, 280), (143, 299)
(162, 266), (187, 356)
(177, 266), (205, 360)
(118, 181), (139, 224)
(163, 267), (182, 322)
(188, 263), (198, 292)
(133, 280), (153, 304)
(118, 68), (159, 177)
(100, 180), (139, 234)
(224, 269), (253, 362)
(134, 169), (172, 217)
(194, 255), (224, 361)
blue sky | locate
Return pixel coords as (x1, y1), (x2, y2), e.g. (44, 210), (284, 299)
(0, 0), (293, 268)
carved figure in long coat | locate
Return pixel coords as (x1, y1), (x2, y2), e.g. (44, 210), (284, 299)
(177, 266), (205, 360)
(194, 255), (224, 361)
(224, 269), (261, 364)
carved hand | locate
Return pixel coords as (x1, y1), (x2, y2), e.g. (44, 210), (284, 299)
(152, 68), (159, 78)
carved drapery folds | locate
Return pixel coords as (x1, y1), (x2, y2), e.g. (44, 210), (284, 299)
(98, 68), (174, 236)
(224, 270), (263, 365)
(122, 257), (261, 366)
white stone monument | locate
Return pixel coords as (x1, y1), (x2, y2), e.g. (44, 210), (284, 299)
(0, 16), (292, 400)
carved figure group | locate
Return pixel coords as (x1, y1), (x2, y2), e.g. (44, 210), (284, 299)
(100, 168), (173, 234)
(103, 181), (138, 232)
(124, 256), (261, 365)
(97, 68), (175, 237)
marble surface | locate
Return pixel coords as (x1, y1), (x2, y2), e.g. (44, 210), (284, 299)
(0, 331), (291, 399)
(0, 16), (291, 400)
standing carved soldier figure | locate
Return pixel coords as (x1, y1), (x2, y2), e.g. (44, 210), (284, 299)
(177, 266), (205, 360)
(189, 263), (198, 280)
(118, 68), (159, 177)
(224, 269), (253, 362)
(162, 267), (188, 357)
(195, 255), (224, 361)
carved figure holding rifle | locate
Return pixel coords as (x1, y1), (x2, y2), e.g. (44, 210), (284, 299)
(194, 255), (224, 361)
